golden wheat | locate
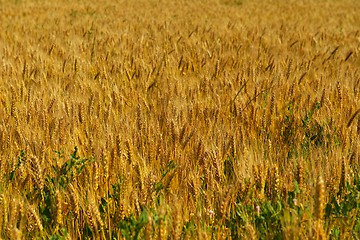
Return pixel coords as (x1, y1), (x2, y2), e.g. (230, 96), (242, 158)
(0, 0), (359, 238)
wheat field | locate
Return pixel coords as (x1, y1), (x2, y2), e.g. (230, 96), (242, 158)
(0, 0), (359, 239)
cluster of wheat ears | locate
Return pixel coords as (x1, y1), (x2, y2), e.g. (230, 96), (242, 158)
(0, 0), (359, 239)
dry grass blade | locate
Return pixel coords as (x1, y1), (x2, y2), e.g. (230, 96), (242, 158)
(347, 108), (360, 128)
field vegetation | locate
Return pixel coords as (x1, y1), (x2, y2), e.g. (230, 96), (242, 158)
(0, 0), (359, 239)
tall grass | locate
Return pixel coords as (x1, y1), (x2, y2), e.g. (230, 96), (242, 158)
(0, 0), (359, 239)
